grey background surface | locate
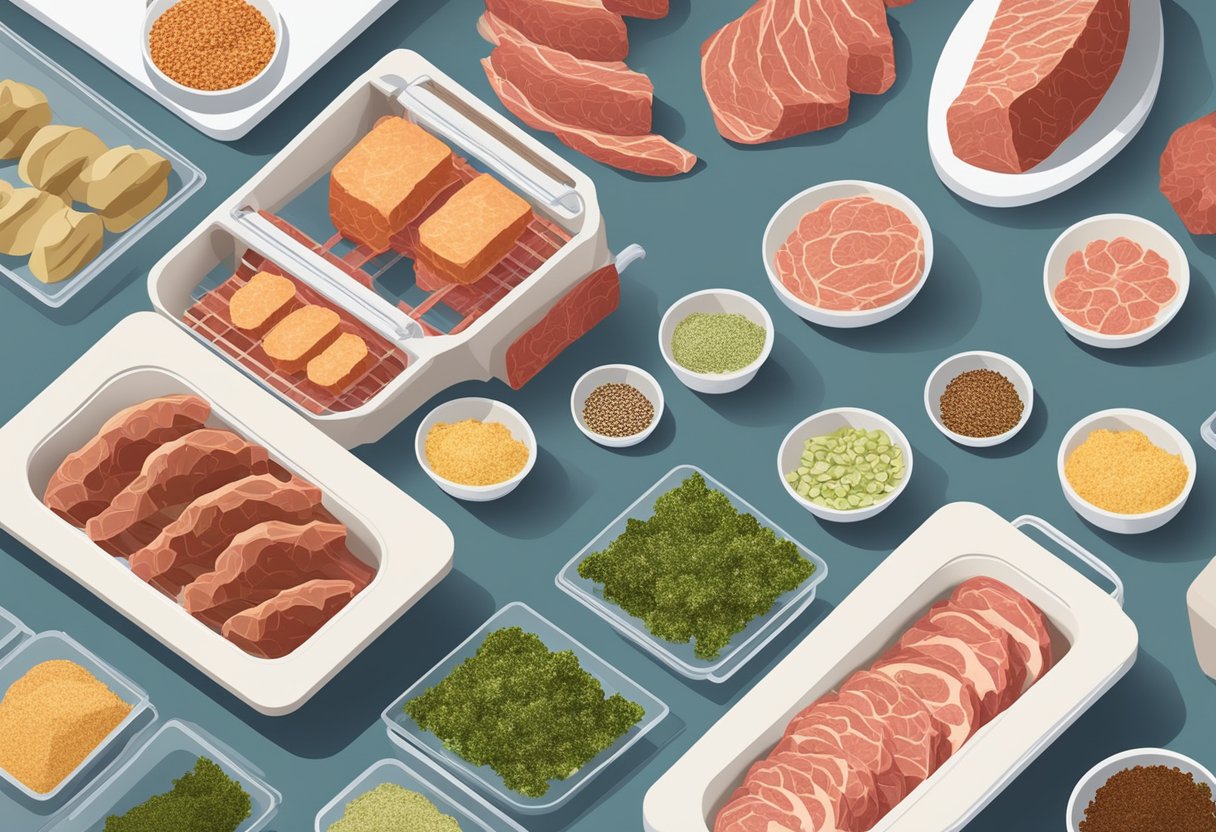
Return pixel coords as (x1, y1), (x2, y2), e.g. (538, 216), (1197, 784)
(0, 0), (1213, 829)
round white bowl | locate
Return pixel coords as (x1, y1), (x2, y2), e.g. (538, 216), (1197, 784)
(415, 397), (537, 502)
(658, 289), (774, 395)
(777, 407), (914, 523)
(1058, 408), (1196, 534)
(1067, 748), (1216, 832)
(143, 0), (285, 114)
(924, 351), (1034, 448)
(570, 364), (665, 449)
(762, 180), (933, 328)
(1044, 213), (1190, 349)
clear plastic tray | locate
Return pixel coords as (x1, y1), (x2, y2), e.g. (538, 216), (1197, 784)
(0, 631), (152, 801)
(46, 719), (281, 832)
(0, 604), (31, 659)
(1202, 411), (1216, 452)
(0, 22), (204, 307)
(382, 601), (669, 814)
(557, 465), (829, 683)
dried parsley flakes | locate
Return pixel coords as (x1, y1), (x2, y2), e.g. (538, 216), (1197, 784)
(103, 756), (251, 832)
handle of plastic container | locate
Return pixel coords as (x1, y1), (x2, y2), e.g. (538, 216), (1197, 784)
(1012, 515), (1125, 608)
(1201, 413), (1216, 452)
(615, 244), (646, 274)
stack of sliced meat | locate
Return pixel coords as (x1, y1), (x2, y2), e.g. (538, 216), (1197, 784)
(43, 395), (375, 659)
(715, 577), (1052, 832)
(478, 0), (697, 177)
(1160, 111), (1216, 235)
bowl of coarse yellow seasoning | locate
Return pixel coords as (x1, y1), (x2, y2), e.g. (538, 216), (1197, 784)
(1059, 409), (1196, 534)
(416, 398), (537, 502)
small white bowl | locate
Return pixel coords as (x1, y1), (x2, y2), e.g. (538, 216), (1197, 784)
(924, 351), (1034, 448)
(415, 397), (537, 502)
(658, 289), (774, 395)
(762, 180), (933, 328)
(570, 364), (664, 449)
(143, 0), (286, 114)
(1044, 213), (1190, 349)
(1058, 408), (1196, 534)
(777, 407), (914, 523)
(1067, 748), (1216, 831)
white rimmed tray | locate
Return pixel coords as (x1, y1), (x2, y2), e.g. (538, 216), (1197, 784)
(6, 0), (401, 141)
(0, 312), (453, 715)
(643, 502), (1137, 832)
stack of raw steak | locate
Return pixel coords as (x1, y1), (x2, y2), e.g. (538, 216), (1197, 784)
(478, 0), (696, 177)
(1160, 111), (1216, 235)
(1052, 237), (1178, 336)
(701, 0), (914, 145)
(714, 577), (1053, 832)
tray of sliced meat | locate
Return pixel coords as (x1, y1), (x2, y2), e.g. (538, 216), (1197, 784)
(643, 502), (1136, 832)
(0, 312), (453, 716)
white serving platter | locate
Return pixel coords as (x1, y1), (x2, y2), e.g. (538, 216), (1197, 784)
(6, 0), (401, 141)
(928, 0), (1163, 207)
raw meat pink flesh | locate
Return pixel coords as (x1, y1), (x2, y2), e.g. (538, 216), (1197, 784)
(946, 0), (1131, 173)
(773, 195), (925, 311)
(483, 0), (629, 62)
(743, 749), (881, 830)
(714, 782), (847, 832)
(221, 578), (356, 659)
(1053, 236), (1177, 335)
(603, 0), (668, 18)
(873, 648), (982, 754)
(821, 0), (897, 95)
(952, 576), (1054, 688)
(1160, 111), (1216, 235)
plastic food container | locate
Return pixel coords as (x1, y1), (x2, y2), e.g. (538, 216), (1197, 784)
(0, 22), (204, 308)
(1199, 409), (1216, 454)
(1066, 748), (1216, 831)
(924, 350), (1034, 448)
(1186, 557), (1216, 682)
(414, 397), (538, 502)
(45, 719), (280, 832)
(0, 631), (152, 802)
(570, 364), (665, 449)
(382, 601), (669, 814)
(658, 289), (774, 394)
(557, 465), (829, 683)
(645, 505), (1137, 832)
(0, 605), (31, 660)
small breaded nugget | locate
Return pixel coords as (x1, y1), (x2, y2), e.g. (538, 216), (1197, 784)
(263, 306), (341, 373)
(307, 333), (370, 391)
(229, 271), (296, 334)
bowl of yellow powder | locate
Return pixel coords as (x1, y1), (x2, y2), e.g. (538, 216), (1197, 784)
(415, 397), (536, 502)
(1059, 409), (1196, 534)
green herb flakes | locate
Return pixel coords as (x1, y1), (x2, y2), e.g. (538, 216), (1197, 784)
(403, 627), (644, 799)
(671, 312), (767, 374)
(103, 756), (251, 832)
(577, 472), (814, 660)
(328, 783), (460, 832)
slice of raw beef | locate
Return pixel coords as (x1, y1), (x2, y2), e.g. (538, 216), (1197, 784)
(603, 0), (668, 18)
(1160, 111), (1216, 235)
(873, 648), (982, 754)
(715, 781), (848, 832)
(821, 0), (897, 95)
(483, 0), (629, 62)
(222, 579), (357, 659)
(44, 395), (210, 527)
(951, 577), (1053, 689)
(743, 749), (881, 830)
(1053, 236), (1178, 336)
(946, 0), (1131, 173)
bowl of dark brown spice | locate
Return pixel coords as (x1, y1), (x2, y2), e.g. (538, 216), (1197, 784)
(1068, 748), (1216, 832)
(924, 350), (1034, 448)
(571, 364), (664, 449)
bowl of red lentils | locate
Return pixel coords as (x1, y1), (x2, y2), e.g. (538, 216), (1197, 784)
(1067, 748), (1216, 832)
(571, 364), (665, 449)
(415, 397), (537, 502)
(924, 350), (1034, 448)
(143, 0), (284, 112)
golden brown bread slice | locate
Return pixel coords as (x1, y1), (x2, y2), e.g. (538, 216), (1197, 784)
(228, 271), (297, 335)
(263, 305), (341, 374)
(305, 332), (369, 391)
(416, 173), (532, 285)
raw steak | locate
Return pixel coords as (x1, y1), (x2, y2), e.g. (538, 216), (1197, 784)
(222, 578), (357, 659)
(44, 395), (210, 527)
(483, 0), (629, 63)
(1053, 237), (1177, 336)
(743, 749), (881, 830)
(85, 429), (271, 557)
(128, 474), (327, 596)
(821, 0), (897, 95)
(477, 11), (528, 47)
(886, 0), (913, 5)
(952, 577), (1053, 688)
(182, 520), (373, 629)
(489, 33), (654, 135)
(1160, 111), (1216, 235)
(946, 0), (1131, 173)
(873, 649), (982, 755)
(773, 195), (925, 311)
(603, 0), (668, 19)
(715, 782), (847, 832)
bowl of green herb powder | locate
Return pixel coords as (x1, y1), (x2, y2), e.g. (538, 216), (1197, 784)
(658, 289), (773, 394)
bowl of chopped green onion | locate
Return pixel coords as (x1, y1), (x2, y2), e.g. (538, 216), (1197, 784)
(778, 407), (913, 522)
(658, 289), (774, 394)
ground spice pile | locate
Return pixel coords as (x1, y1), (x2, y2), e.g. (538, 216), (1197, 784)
(671, 312), (766, 374)
(149, 0), (276, 92)
(583, 383), (655, 438)
(939, 368), (1024, 438)
(328, 783), (460, 832)
(425, 418), (529, 486)
(1080, 764), (1216, 832)
(1065, 428), (1188, 514)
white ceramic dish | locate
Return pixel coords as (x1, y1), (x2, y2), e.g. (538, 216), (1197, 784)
(1044, 214), (1189, 348)
(928, 0), (1164, 207)
(1058, 408), (1195, 534)
(924, 351), (1034, 448)
(570, 364), (665, 448)
(761, 180), (933, 328)
(658, 289), (774, 394)
(415, 398), (537, 502)
(778, 407), (913, 523)
(1067, 748), (1216, 831)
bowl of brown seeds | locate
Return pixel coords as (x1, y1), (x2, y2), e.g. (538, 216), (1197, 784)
(571, 364), (664, 449)
(924, 350), (1034, 448)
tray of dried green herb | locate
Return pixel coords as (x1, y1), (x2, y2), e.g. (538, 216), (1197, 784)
(557, 465), (828, 683)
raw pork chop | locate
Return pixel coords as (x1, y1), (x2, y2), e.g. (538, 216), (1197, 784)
(946, 0), (1131, 173)
(1053, 237), (1177, 336)
(86, 429), (271, 557)
(873, 648), (982, 754)
(222, 578), (357, 659)
(44, 395), (210, 527)
(821, 0), (897, 95)
(182, 520), (373, 629)
(743, 749), (881, 830)
(1160, 111), (1216, 235)
(715, 782), (847, 832)
(603, 0), (668, 18)
(483, 0), (629, 62)
(128, 474), (326, 596)
(773, 195), (924, 311)
(952, 577), (1053, 688)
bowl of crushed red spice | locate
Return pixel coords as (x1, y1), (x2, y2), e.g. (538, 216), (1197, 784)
(924, 350), (1034, 448)
(571, 364), (664, 448)
(1068, 748), (1216, 832)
